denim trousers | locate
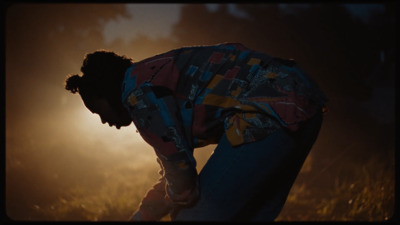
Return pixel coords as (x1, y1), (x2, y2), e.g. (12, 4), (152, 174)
(174, 112), (323, 221)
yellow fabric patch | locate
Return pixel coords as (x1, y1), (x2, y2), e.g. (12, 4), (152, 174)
(247, 58), (261, 65)
(265, 72), (279, 79)
(128, 95), (137, 106)
(202, 94), (260, 113)
(225, 126), (244, 146)
(243, 112), (258, 119)
(206, 74), (223, 90)
(225, 114), (252, 146)
(229, 53), (236, 61)
(231, 86), (241, 97)
(177, 161), (189, 169)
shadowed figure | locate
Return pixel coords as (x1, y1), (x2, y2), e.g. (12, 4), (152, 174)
(64, 43), (327, 221)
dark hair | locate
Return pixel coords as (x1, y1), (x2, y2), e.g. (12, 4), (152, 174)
(65, 50), (133, 106)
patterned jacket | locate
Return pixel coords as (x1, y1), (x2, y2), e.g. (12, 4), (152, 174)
(121, 43), (327, 219)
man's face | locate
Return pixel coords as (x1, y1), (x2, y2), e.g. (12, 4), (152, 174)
(82, 94), (132, 129)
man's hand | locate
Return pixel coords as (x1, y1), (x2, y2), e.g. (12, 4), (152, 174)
(131, 152), (200, 221)
(157, 151), (200, 206)
(165, 176), (200, 206)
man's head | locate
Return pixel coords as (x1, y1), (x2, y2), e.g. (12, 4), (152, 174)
(65, 50), (133, 129)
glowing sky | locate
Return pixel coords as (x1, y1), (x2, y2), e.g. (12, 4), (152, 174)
(102, 4), (384, 44)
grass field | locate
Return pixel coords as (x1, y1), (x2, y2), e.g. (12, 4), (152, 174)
(6, 122), (395, 222)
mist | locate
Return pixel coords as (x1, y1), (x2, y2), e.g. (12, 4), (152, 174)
(4, 3), (396, 221)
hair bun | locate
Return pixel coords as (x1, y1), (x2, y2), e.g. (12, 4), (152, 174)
(65, 74), (82, 94)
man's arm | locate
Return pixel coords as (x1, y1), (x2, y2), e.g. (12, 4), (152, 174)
(127, 84), (199, 208)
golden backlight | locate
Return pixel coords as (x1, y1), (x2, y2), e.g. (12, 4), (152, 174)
(78, 106), (144, 145)
(77, 101), (215, 168)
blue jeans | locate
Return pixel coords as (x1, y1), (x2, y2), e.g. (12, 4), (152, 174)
(174, 112), (323, 221)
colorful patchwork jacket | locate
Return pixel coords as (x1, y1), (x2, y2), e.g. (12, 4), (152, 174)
(122, 43), (328, 219)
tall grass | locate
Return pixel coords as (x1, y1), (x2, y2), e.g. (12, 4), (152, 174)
(28, 162), (158, 221)
(6, 136), (394, 221)
(276, 144), (395, 221)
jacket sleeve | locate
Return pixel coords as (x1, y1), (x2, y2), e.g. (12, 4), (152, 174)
(126, 83), (199, 206)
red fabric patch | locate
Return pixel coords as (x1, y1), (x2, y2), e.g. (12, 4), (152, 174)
(268, 88), (318, 132)
(224, 66), (240, 80)
(208, 52), (225, 64)
(139, 128), (179, 156)
(151, 62), (180, 91)
(192, 105), (207, 137)
(130, 50), (179, 91)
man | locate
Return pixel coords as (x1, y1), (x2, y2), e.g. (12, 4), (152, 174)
(65, 43), (327, 221)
